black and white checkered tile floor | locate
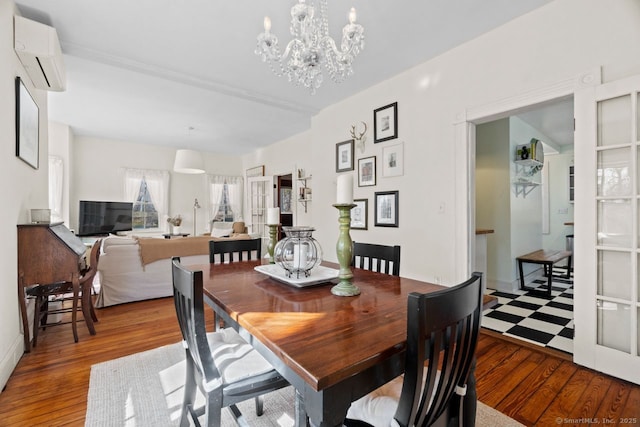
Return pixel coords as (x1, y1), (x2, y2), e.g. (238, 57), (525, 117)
(482, 268), (574, 354)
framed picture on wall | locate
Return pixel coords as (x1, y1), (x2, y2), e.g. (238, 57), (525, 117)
(351, 198), (368, 230)
(15, 77), (39, 169)
(374, 191), (399, 227)
(373, 102), (398, 143)
(336, 139), (354, 172)
(358, 156), (376, 187)
(382, 142), (404, 177)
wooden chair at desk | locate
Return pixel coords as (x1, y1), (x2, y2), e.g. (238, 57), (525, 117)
(208, 238), (262, 264)
(345, 272), (483, 427)
(352, 242), (401, 276)
(28, 239), (101, 347)
(171, 257), (292, 427)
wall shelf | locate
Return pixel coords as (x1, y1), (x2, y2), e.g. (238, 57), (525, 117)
(297, 176), (312, 213)
(513, 159), (543, 198)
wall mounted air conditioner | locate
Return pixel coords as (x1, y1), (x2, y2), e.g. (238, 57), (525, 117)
(14, 15), (66, 91)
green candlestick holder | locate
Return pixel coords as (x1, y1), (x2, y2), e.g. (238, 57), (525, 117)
(267, 223), (279, 264)
(331, 203), (360, 296)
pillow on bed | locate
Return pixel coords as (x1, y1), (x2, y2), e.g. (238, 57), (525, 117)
(211, 228), (233, 238)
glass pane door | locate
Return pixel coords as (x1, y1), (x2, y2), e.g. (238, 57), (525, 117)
(576, 75), (640, 384)
(247, 175), (274, 244)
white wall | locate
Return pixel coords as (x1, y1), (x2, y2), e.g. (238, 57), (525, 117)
(71, 136), (243, 235)
(542, 149), (575, 251)
(509, 117), (544, 284)
(476, 119), (510, 288)
(242, 130), (313, 227)
(259, 0), (640, 286)
(0, 1), (50, 392)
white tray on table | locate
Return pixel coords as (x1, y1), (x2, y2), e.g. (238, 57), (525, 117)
(254, 264), (339, 288)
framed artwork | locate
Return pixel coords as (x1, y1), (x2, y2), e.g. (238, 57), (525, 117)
(375, 191), (399, 227)
(382, 142), (404, 177)
(358, 156), (376, 187)
(351, 198), (368, 230)
(246, 165), (265, 177)
(15, 77), (39, 169)
(336, 139), (354, 172)
(373, 102), (398, 143)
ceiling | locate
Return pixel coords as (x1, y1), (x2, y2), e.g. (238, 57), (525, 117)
(15, 0), (557, 156)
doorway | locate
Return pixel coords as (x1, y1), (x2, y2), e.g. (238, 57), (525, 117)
(276, 174), (293, 239)
(475, 99), (575, 354)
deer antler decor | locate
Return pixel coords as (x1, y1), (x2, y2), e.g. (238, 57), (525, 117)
(350, 121), (368, 153)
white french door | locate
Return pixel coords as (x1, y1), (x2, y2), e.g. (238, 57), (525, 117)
(247, 175), (274, 246)
(574, 74), (640, 384)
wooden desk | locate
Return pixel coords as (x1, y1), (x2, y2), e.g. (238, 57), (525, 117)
(192, 260), (497, 427)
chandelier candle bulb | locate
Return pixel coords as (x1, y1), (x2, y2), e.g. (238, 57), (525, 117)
(267, 207), (280, 225)
(349, 8), (356, 23)
(336, 174), (353, 204)
(263, 16), (271, 32)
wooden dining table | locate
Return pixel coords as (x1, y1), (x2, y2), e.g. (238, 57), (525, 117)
(190, 259), (497, 427)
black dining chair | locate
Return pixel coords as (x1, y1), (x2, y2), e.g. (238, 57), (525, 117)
(171, 257), (291, 426)
(352, 242), (401, 276)
(345, 272), (484, 427)
(209, 238), (262, 264)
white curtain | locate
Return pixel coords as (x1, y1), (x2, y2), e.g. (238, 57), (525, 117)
(123, 168), (170, 228)
(207, 175), (243, 222)
(48, 156), (63, 223)
(226, 176), (243, 221)
(208, 175), (226, 223)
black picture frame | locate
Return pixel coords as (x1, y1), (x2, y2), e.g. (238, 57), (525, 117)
(351, 198), (368, 230)
(374, 190), (399, 227)
(336, 139), (354, 172)
(358, 156), (376, 187)
(15, 77), (39, 169)
(373, 102), (398, 143)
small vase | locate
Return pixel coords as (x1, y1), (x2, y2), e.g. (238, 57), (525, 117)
(172, 226), (181, 235)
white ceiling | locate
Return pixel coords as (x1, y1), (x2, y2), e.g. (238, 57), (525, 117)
(15, 0), (557, 155)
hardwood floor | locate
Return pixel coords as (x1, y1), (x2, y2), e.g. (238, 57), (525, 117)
(0, 297), (638, 426)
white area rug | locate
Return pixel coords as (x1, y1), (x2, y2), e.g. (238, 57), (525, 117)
(85, 342), (523, 426)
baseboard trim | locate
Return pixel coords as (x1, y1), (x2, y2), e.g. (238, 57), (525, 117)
(480, 328), (572, 362)
(0, 333), (24, 394)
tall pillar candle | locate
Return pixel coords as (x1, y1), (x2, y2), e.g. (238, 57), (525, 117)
(336, 174), (353, 204)
(267, 207), (280, 225)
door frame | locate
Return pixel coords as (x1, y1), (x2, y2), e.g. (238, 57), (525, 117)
(454, 67), (602, 359)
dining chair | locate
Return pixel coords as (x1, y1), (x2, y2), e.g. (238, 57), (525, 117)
(352, 242), (401, 276)
(171, 257), (291, 427)
(345, 272), (484, 427)
(29, 238), (101, 347)
(209, 238), (262, 264)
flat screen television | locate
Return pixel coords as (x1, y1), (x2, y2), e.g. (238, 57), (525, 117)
(78, 200), (133, 236)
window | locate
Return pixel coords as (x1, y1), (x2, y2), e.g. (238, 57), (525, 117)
(209, 175), (243, 223)
(132, 178), (159, 229)
(124, 168), (170, 231)
(213, 183), (234, 222)
(48, 156), (63, 223)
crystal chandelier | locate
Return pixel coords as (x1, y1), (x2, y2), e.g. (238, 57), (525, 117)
(255, 0), (364, 94)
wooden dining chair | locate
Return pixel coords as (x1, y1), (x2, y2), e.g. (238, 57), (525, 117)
(209, 238), (262, 264)
(171, 257), (291, 427)
(352, 242), (401, 276)
(29, 238), (101, 347)
(345, 272), (484, 427)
